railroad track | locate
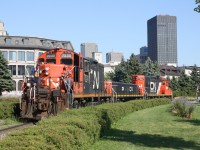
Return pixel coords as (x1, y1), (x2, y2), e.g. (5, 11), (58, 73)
(0, 123), (34, 140)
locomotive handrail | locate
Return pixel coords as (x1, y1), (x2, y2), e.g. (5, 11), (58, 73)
(112, 88), (117, 103)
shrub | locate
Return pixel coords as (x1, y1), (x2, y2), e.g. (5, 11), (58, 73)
(171, 98), (195, 119)
(0, 100), (19, 119)
(0, 98), (170, 150)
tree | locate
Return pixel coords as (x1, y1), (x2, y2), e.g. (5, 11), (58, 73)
(104, 71), (115, 81)
(169, 76), (179, 91)
(0, 51), (14, 95)
(142, 57), (160, 75)
(126, 53), (142, 82)
(194, 0), (200, 12)
(190, 64), (200, 94)
(113, 57), (128, 82)
(178, 71), (193, 96)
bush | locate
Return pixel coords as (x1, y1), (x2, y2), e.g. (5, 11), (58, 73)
(0, 98), (171, 150)
(0, 100), (19, 119)
(171, 98), (195, 119)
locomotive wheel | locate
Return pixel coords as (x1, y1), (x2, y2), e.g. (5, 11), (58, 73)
(47, 101), (52, 116)
(73, 100), (79, 109)
(52, 102), (58, 115)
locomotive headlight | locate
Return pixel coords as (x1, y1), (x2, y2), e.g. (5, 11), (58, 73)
(45, 71), (49, 75)
(27, 83), (31, 87)
(45, 67), (49, 71)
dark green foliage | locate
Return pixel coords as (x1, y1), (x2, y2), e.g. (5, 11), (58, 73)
(194, 0), (200, 12)
(127, 54), (142, 82)
(190, 65), (200, 92)
(109, 53), (142, 83)
(0, 51), (14, 95)
(113, 58), (129, 82)
(141, 57), (160, 76)
(0, 100), (19, 119)
(0, 98), (170, 150)
(104, 71), (115, 81)
(170, 65), (200, 97)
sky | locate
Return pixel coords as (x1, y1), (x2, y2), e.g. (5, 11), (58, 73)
(0, 0), (199, 66)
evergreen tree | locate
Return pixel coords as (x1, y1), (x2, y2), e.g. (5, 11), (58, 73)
(0, 51), (14, 95)
(169, 76), (179, 91)
(178, 71), (193, 96)
(127, 53), (141, 82)
(113, 57), (128, 82)
(153, 61), (160, 76)
(142, 57), (159, 75)
(190, 64), (200, 93)
(104, 71), (115, 81)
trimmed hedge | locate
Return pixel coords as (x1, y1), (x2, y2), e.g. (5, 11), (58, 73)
(0, 100), (19, 119)
(0, 98), (170, 150)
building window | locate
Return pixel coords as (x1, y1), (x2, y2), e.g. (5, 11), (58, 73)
(26, 65), (34, 75)
(18, 80), (24, 91)
(9, 51), (17, 61)
(18, 51), (25, 61)
(23, 38), (29, 45)
(9, 65), (16, 75)
(18, 65), (25, 75)
(15, 40), (19, 45)
(5, 38), (11, 44)
(27, 52), (34, 61)
(13, 80), (16, 91)
(2, 51), (8, 60)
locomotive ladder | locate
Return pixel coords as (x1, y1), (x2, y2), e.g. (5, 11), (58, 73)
(112, 88), (117, 102)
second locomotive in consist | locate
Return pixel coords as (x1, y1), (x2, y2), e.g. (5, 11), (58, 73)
(20, 48), (172, 120)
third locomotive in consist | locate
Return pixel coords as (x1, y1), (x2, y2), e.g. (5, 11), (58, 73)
(20, 48), (172, 120)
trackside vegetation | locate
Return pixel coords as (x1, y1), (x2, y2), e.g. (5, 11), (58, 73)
(0, 98), (170, 150)
(0, 99), (19, 119)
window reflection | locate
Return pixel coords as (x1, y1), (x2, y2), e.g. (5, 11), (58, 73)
(9, 51), (17, 61)
(18, 80), (23, 91)
(9, 65), (16, 75)
(2, 51), (8, 60)
(27, 52), (34, 61)
(18, 51), (25, 61)
(18, 65), (25, 75)
(26, 65), (34, 75)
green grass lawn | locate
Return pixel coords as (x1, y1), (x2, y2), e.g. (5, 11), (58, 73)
(91, 104), (200, 150)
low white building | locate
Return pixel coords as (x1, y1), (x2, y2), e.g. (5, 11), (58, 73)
(104, 61), (121, 74)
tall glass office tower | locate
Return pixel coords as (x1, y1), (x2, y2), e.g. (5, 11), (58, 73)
(147, 15), (177, 66)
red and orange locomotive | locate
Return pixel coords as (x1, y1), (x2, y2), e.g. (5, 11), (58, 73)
(20, 48), (172, 120)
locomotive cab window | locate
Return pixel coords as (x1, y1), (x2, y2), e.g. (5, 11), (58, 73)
(61, 59), (72, 65)
(84, 60), (90, 72)
(38, 58), (44, 64)
(46, 59), (56, 64)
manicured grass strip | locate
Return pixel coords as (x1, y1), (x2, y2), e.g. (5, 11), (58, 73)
(91, 104), (200, 150)
(0, 98), (170, 150)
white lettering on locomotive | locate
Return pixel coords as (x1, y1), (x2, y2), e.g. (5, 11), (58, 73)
(150, 82), (156, 92)
(91, 69), (99, 89)
(122, 87), (124, 91)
